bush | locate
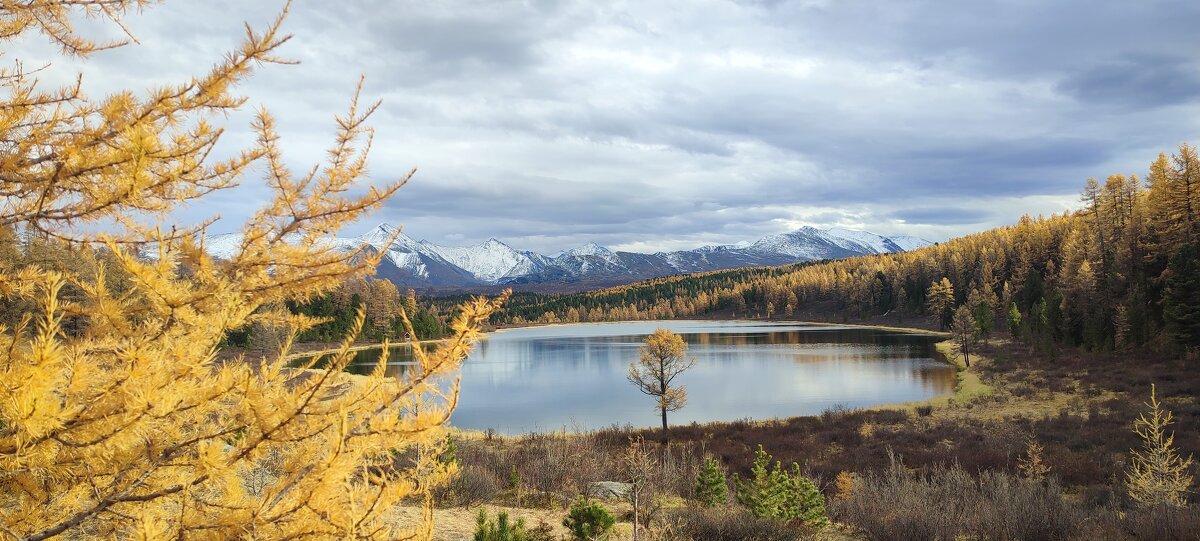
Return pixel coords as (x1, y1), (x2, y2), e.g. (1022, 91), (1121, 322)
(437, 465), (501, 508)
(563, 497), (616, 540)
(1117, 504), (1200, 540)
(668, 507), (808, 541)
(832, 457), (1080, 541)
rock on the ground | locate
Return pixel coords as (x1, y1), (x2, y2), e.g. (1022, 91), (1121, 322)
(587, 481), (632, 500)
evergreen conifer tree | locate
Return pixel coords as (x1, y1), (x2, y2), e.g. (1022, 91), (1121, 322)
(734, 446), (827, 528)
(1007, 302), (1022, 337)
(734, 446), (783, 517)
(694, 456), (729, 506)
(1163, 244), (1200, 349)
(563, 498), (614, 541)
(783, 464), (829, 529)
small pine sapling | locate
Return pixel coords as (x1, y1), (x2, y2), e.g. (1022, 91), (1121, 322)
(694, 456), (729, 506)
(563, 497), (615, 541)
(784, 464), (828, 529)
(733, 446), (827, 528)
(474, 510), (530, 541)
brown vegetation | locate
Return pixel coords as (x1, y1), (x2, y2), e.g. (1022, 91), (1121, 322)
(430, 332), (1199, 539)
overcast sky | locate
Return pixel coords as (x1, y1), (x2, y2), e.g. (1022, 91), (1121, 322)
(15, 0), (1200, 253)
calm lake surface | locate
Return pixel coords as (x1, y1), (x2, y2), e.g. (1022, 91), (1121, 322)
(328, 321), (955, 434)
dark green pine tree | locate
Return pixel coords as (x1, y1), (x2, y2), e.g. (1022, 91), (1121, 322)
(1164, 243), (1200, 349)
(694, 456), (729, 506)
(474, 510), (529, 541)
(734, 446), (783, 517)
(783, 464), (829, 529)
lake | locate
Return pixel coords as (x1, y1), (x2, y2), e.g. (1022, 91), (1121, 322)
(326, 320), (956, 434)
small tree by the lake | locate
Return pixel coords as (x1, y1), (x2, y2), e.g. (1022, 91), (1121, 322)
(628, 327), (695, 441)
(951, 304), (979, 367)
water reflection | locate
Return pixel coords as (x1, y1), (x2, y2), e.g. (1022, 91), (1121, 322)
(324, 321), (955, 434)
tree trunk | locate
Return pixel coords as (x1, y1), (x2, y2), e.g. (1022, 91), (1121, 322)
(632, 490), (640, 541)
(660, 374), (669, 443)
(660, 406), (668, 443)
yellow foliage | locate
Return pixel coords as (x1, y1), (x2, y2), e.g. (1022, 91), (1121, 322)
(1125, 385), (1194, 508)
(1017, 439), (1051, 481)
(833, 471), (856, 500)
(627, 328), (695, 436)
(0, 2), (505, 539)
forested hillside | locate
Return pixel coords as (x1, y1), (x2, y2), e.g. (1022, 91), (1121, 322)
(480, 144), (1200, 355)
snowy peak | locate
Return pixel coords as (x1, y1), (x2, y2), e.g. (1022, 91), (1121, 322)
(821, 227), (897, 254)
(357, 223), (416, 250)
(749, 227), (932, 260)
(562, 242), (613, 258)
(886, 235), (932, 252)
(418, 237), (535, 283)
(190, 223), (933, 291)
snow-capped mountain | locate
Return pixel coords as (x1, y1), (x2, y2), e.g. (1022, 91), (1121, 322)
(195, 224), (933, 292)
(418, 239), (537, 283)
(749, 226), (919, 260)
(353, 224), (934, 291)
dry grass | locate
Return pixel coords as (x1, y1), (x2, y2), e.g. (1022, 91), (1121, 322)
(392, 505), (569, 541)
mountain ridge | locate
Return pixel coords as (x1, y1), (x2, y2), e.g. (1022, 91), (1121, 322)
(199, 224), (931, 293)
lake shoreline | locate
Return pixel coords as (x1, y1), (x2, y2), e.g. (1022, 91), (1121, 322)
(281, 317), (951, 361)
(253, 317), (971, 433)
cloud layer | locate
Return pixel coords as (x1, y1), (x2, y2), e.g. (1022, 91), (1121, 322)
(13, 0), (1200, 253)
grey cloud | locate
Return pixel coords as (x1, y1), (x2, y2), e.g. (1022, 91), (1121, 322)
(1058, 55), (1200, 110)
(18, 0), (1199, 254)
(754, 0), (1200, 79)
(890, 207), (993, 226)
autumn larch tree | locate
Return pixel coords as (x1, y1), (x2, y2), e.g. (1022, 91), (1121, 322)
(926, 277), (955, 330)
(950, 304), (978, 367)
(628, 327), (695, 441)
(1125, 385), (1194, 508)
(0, 2), (504, 539)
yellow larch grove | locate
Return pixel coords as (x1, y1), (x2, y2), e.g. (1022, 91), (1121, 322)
(0, 2), (505, 540)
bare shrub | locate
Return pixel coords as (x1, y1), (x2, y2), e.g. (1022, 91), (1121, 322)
(1119, 505), (1200, 540)
(975, 471), (1079, 540)
(436, 465), (501, 508)
(667, 507), (811, 541)
(454, 428), (706, 509)
(832, 455), (1079, 541)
